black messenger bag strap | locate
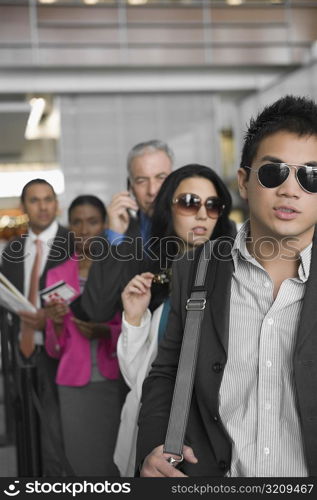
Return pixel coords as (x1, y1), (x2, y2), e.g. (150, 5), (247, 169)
(163, 241), (215, 462)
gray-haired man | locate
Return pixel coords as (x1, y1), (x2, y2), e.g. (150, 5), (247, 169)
(81, 140), (174, 322)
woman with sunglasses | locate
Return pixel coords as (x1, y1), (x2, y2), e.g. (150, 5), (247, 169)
(114, 164), (236, 476)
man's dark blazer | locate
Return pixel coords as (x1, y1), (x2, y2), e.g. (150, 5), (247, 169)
(81, 216), (146, 322)
(1, 224), (73, 296)
(136, 228), (317, 477)
(1, 223), (74, 475)
(1, 223), (74, 360)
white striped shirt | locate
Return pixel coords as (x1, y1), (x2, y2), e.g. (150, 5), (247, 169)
(219, 221), (311, 477)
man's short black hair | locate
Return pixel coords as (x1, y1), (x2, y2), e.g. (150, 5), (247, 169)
(21, 178), (56, 203)
(240, 95), (317, 176)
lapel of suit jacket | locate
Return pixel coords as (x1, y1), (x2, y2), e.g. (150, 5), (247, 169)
(15, 235), (26, 293)
(126, 215), (142, 239)
(195, 239), (234, 420)
(40, 224), (70, 289)
(208, 240), (234, 355)
(295, 226), (317, 350)
(2, 234), (27, 293)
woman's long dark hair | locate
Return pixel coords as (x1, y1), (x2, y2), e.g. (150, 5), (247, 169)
(149, 164), (235, 310)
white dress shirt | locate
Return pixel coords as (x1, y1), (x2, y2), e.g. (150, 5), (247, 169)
(23, 220), (59, 345)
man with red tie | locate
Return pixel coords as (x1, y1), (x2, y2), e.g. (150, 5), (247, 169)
(1, 178), (73, 476)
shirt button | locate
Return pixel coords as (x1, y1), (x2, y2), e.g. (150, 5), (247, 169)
(218, 460), (227, 471)
(213, 415), (219, 422)
(265, 402), (271, 410)
(264, 447), (270, 455)
(213, 363), (223, 373)
(263, 281), (270, 288)
(266, 360), (272, 368)
(267, 318), (274, 326)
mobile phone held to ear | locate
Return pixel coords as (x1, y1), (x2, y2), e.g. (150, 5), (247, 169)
(127, 205), (138, 220)
(127, 178), (138, 219)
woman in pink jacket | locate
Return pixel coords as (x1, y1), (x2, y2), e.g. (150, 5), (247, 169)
(45, 195), (126, 476)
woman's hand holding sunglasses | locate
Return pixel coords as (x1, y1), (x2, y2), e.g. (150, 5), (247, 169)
(121, 272), (154, 327)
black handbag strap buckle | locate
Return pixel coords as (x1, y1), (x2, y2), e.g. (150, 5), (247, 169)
(185, 298), (206, 311)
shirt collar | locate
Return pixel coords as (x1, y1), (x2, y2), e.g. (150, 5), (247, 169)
(231, 220), (252, 271)
(231, 219), (312, 282)
(298, 242), (312, 282)
(28, 220), (58, 245)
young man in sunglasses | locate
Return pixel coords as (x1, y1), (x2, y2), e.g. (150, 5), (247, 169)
(136, 95), (317, 477)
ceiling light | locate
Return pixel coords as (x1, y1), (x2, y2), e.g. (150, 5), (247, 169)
(25, 98), (46, 140)
(226, 0), (244, 5)
(127, 0), (148, 5)
(38, 0), (57, 4)
(83, 0), (99, 5)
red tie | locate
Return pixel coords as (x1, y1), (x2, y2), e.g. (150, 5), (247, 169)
(20, 239), (43, 358)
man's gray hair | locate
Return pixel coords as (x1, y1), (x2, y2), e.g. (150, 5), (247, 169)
(127, 139), (174, 177)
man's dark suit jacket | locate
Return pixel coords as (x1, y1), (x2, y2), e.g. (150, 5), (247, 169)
(136, 228), (317, 477)
(1, 224), (73, 296)
(1, 225), (74, 381)
(81, 216), (146, 322)
(1, 223), (74, 475)
(1, 223), (73, 359)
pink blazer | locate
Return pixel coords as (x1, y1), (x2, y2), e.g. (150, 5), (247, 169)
(45, 256), (121, 386)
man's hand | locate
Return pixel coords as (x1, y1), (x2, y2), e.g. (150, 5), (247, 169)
(107, 191), (139, 234)
(71, 318), (110, 340)
(18, 308), (47, 331)
(140, 445), (198, 477)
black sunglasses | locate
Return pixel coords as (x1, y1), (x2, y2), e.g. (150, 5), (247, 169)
(245, 163), (317, 194)
(172, 193), (225, 219)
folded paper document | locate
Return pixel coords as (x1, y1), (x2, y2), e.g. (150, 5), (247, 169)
(40, 280), (77, 304)
(0, 272), (36, 314)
